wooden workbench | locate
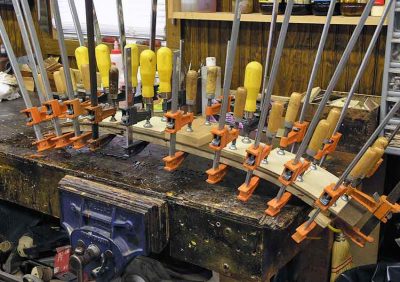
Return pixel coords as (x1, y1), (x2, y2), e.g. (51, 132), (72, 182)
(0, 97), (383, 281)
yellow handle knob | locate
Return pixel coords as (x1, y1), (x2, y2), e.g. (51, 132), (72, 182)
(53, 71), (65, 94)
(126, 43), (139, 87)
(59, 67), (67, 92)
(233, 87), (247, 119)
(244, 61), (262, 113)
(285, 92), (302, 126)
(350, 147), (379, 180)
(186, 70), (198, 105)
(75, 46), (89, 72)
(140, 50), (157, 99)
(81, 64), (91, 92)
(308, 119), (330, 156)
(95, 44), (111, 88)
(36, 73), (45, 97)
(157, 47), (173, 94)
(267, 101), (284, 135)
(206, 66), (218, 97)
(366, 146), (384, 177)
(372, 136), (389, 149)
(326, 108), (341, 138)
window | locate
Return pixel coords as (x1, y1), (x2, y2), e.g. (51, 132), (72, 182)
(56, 0), (166, 41)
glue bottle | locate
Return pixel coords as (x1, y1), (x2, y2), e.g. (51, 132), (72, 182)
(110, 40), (124, 85)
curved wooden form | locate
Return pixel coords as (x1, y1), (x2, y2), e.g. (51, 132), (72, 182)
(66, 114), (367, 229)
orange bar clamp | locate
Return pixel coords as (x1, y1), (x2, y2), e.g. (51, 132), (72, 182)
(280, 121), (309, 149)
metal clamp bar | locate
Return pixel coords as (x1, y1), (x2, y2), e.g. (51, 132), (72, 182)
(169, 51), (181, 157)
(68, 0), (85, 46)
(116, 0), (126, 51)
(150, 0), (158, 51)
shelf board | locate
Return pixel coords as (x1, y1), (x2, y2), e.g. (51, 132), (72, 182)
(170, 12), (385, 26)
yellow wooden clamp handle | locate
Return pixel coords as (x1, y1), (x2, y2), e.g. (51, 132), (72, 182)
(81, 64), (91, 92)
(53, 71), (65, 94)
(326, 108), (341, 138)
(244, 61), (262, 113)
(95, 44), (111, 88)
(285, 92), (302, 126)
(308, 119), (330, 156)
(157, 47), (173, 94)
(140, 50), (157, 99)
(372, 136), (389, 149)
(267, 102), (284, 135)
(206, 66), (218, 96)
(75, 46), (89, 72)
(350, 147), (379, 180)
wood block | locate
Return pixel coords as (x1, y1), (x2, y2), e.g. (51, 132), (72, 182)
(133, 116), (166, 137)
(175, 117), (216, 147)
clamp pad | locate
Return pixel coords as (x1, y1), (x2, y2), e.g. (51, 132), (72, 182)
(314, 132), (342, 161)
(280, 121), (309, 149)
(33, 134), (56, 152)
(21, 107), (49, 126)
(243, 144), (271, 171)
(237, 176), (260, 202)
(43, 99), (67, 119)
(291, 220), (318, 244)
(163, 151), (187, 172)
(265, 192), (292, 217)
(278, 159), (310, 187)
(70, 132), (93, 150)
(205, 95), (232, 116)
(315, 183), (348, 212)
(85, 105), (117, 124)
(165, 111), (194, 134)
(206, 164), (228, 184)
(52, 132), (75, 149)
(64, 99), (90, 119)
(209, 127), (239, 151)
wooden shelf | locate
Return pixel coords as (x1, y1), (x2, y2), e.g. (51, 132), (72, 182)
(170, 12), (385, 26)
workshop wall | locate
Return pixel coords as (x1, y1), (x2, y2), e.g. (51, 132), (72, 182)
(177, 0), (386, 96)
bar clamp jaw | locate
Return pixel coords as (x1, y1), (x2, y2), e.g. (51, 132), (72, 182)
(280, 121), (309, 150)
(165, 111), (194, 134)
(85, 105), (117, 124)
(314, 132), (343, 161)
(205, 95), (233, 118)
(120, 104), (151, 127)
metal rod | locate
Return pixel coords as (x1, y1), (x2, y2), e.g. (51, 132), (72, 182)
(116, 0), (126, 51)
(299, 0), (337, 123)
(68, 0), (85, 46)
(12, 0), (46, 104)
(211, 0), (242, 170)
(124, 47), (133, 147)
(293, 0), (375, 165)
(260, 0), (278, 102)
(85, 0), (99, 139)
(19, 0), (63, 136)
(52, 0), (81, 138)
(333, 0), (393, 136)
(150, 0), (158, 51)
(0, 15), (43, 141)
(169, 51), (180, 157)
(388, 122), (400, 143)
(92, 3), (102, 45)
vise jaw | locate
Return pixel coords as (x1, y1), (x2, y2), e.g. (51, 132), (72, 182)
(59, 175), (168, 281)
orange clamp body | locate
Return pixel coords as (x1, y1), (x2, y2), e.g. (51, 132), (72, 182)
(33, 134), (56, 152)
(347, 187), (377, 214)
(70, 131), (93, 150)
(21, 107), (49, 126)
(314, 132), (343, 161)
(291, 220), (318, 244)
(206, 164), (228, 184)
(280, 121), (309, 149)
(366, 158), (383, 178)
(265, 192), (292, 216)
(209, 126), (239, 152)
(205, 95), (233, 116)
(163, 151), (187, 172)
(237, 176), (260, 202)
(278, 159), (311, 187)
(43, 99), (67, 119)
(164, 111), (194, 134)
(243, 144), (272, 171)
(85, 105), (117, 123)
(315, 183), (348, 212)
(335, 219), (374, 248)
(64, 99), (90, 119)
(51, 132), (75, 149)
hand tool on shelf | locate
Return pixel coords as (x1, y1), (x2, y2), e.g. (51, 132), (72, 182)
(266, 0), (375, 217)
(242, 61), (263, 143)
(18, 0), (74, 149)
(140, 50), (157, 128)
(277, 92), (303, 155)
(229, 87), (247, 150)
(95, 44), (111, 94)
(53, 0), (92, 150)
(157, 47), (173, 122)
(84, 0), (116, 149)
(291, 99), (400, 244)
(0, 16), (54, 152)
(205, 0), (242, 184)
(316, 0), (393, 167)
(204, 66), (219, 126)
(280, 0), (337, 153)
(236, 0), (294, 198)
(164, 51), (194, 171)
(186, 70), (199, 132)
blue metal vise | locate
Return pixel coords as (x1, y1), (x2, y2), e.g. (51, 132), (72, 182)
(59, 175), (168, 281)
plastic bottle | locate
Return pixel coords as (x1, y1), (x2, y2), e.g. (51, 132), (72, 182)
(311, 0), (340, 15)
(110, 40), (124, 85)
(340, 0), (366, 16)
(292, 0), (312, 15)
(259, 0), (286, 15)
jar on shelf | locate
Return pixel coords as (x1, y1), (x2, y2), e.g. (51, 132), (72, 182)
(259, 0), (286, 15)
(198, 0), (217, 12)
(311, 0), (340, 16)
(232, 0), (254, 14)
(292, 0), (312, 15)
(340, 0), (367, 16)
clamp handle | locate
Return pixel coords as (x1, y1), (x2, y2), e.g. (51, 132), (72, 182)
(186, 70), (198, 106)
(307, 119), (330, 157)
(157, 47), (173, 94)
(372, 136), (389, 149)
(81, 64), (91, 93)
(206, 66), (218, 97)
(326, 108), (341, 139)
(267, 102), (284, 137)
(140, 50), (157, 99)
(244, 61), (262, 113)
(75, 46), (89, 72)
(285, 92), (302, 128)
(109, 65), (119, 100)
(233, 87), (247, 119)
(349, 147), (378, 181)
(95, 44), (111, 88)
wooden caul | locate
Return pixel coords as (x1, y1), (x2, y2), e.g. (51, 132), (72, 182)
(70, 114), (366, 228)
